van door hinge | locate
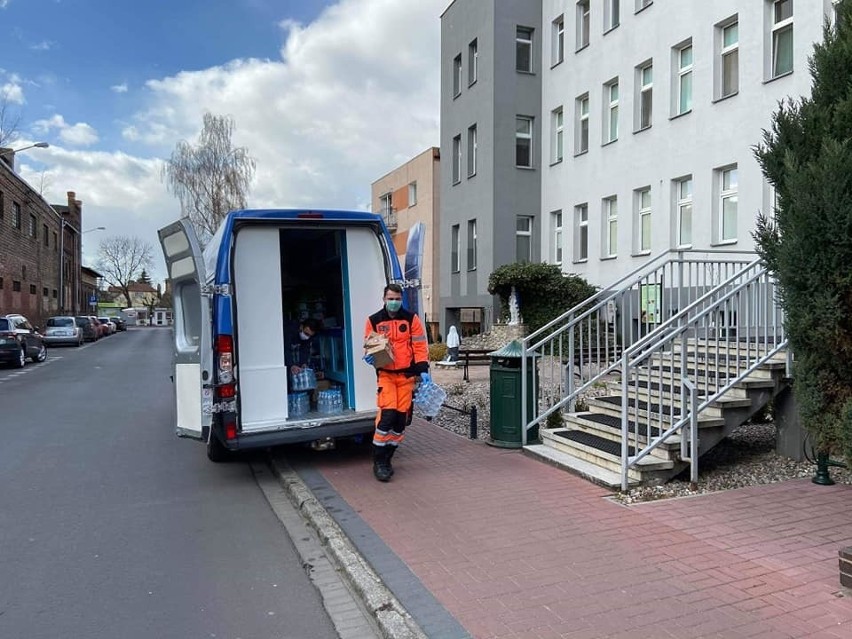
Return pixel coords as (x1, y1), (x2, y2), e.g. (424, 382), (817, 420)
(201, 283), (232, 297)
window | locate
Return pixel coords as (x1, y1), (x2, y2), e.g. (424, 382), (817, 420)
(720, 166), (738, 242)
(552, 211), (563, 264)
(516, 216), (533, 262)
(467, 219), (477, 270)
(453, 54), (462, 97)
(719, 20), (739, 98)
(516, 116), (533, 168)
(770, 0), (793, 78)
(379, 192), (392, 217)
(637, 188), (652, 252)
(574, 204), (589, 262)
(604, 80), (618, 143)
(13, 280), (21, 292)
(604, 197), (618, 257)
(468, 38), (478, 85)
(29, 214), (37, 238)
(516, 26), (533, 73)
(43, 287), (48, 297)
(0, 277), (3, 289)
(675, 43), (693, 115)
(552, 15), (565, 65)
(676, 177), (693, 247)
(636, 0), (652, 11)
(605, 0), (620, 31)
(52, 289), (57, 298)
(576, 1), (590, 50)
(43, 224), (49, 246)
(408, 182), (417, 207)
(576, 94), (589, 154)
(637, 62), (653, 130)
(552, 107), (564, 163)
(29, 284), (36, 295)
(12, 202), (21, 229)
(0, 190), (4, 220)
(451, 225), (460, 273)
(467, 124), (478, 177)
(452, 135), (461, 184)
(53, 231), (57, 249)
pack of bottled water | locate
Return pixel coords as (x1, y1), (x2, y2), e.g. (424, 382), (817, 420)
(317, 388), (344, 415)
(290, 367), (317, 391)
(288, 391), (310, 417)
(413, 379), (447, 418)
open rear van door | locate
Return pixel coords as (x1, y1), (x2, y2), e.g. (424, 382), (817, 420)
(158, 219), (212, 440)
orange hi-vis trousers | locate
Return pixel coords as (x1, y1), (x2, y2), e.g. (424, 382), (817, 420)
(373, 370), (416, 448)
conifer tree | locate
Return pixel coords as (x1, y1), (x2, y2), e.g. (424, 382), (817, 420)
(753, 1), (852, 462)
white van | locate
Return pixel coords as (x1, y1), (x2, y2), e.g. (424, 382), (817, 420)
(158, 209), (407, 461)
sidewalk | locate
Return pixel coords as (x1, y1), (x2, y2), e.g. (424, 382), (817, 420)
(276, 418), (852, 639)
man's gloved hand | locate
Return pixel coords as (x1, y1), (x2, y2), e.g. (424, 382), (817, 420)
(420, 372), (432, 385)
(363, 354), (375, 366)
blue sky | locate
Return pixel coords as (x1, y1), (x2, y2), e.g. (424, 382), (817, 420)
(0, 0), (443, 280)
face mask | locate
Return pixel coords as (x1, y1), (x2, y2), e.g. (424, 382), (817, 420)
(385, 300), (402, 313)
(299, 331), (310, 341)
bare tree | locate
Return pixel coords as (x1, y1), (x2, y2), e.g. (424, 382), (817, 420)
(0, 91), (22, 149)
(96, 236), (154, 308)
(161, 112), (256, 244)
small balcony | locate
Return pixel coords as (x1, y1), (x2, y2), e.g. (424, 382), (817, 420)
(381, 208), (398, 232)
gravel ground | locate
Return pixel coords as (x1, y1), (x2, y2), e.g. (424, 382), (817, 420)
(427, 377), (852, 504)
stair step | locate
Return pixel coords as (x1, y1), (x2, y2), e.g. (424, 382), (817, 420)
(633, 371), (776, 391)
(611, 381), (754, 409)
(586, 396), (726, 427)
(570, 411), (681, 449)
(543, 429), (674, 473)
(608, 379), (749, 400)
(523, 444), (636, 489)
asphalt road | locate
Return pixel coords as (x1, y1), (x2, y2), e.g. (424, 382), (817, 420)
(0, 328), (339, 639)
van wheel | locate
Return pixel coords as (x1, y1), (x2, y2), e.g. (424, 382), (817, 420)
(33, 344), (47, 362)
(207, 432), (232, 462)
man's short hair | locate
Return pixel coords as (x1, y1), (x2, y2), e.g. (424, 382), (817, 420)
(384, 283), (403, 296)
(301, 317), (321, 333)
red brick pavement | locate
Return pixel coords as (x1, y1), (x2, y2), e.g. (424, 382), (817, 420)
(311, 419), (852, 639)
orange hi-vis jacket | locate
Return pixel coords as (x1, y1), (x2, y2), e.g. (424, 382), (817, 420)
(364, 307), (429, 376)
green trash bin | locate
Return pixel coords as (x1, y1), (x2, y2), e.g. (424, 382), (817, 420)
(487, 340), (539, 448)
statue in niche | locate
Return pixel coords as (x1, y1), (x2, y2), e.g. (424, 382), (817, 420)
(508, 286), (522, 326)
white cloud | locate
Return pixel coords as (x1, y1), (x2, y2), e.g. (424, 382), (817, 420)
(1, 75), (25, 104)
(0, 0), (10, 8)
(33, 114), (99, 146)
(127, 0), (444, 210)
(30, 40), (53, 51)
(111, 82), (128, 93)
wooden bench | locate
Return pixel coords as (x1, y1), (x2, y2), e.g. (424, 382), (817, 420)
(460, 348), (493, 382)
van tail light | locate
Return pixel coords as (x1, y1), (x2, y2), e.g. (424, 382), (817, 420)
(215, 335), (234, 383)
(225, 420), (238, 440)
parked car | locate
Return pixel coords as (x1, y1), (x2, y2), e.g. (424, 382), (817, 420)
(111, 316), (127, 332)
(98, 317), (117, 334)
(90, 316), (109, 339)
(43, 316), (84, 347)
(0, 314), (47, 367)
(75, 316), (100, 342)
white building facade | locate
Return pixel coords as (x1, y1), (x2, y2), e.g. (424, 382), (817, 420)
(542, 0), (835, 284)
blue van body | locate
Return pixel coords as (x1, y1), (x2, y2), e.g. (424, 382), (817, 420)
(159, 209), (406, 460)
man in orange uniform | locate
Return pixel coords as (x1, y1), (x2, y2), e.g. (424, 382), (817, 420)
(363, 283), (430, 482)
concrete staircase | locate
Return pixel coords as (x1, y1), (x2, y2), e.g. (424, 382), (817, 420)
(525, 339), (790, 489)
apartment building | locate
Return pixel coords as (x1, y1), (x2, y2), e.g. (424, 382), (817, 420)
(439, 0), (542, 336)
(0, 149), (84, 327)
(440, 0), (836, 332)
(371, 147), (441, 340)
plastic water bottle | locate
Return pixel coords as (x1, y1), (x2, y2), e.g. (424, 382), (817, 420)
(414, 380), (447, 418)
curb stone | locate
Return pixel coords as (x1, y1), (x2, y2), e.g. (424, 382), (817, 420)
(268, 456), (428, 639)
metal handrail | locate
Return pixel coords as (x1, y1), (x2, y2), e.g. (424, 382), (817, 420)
(618, 262), (787, 490)
(520, 249), (757, 444)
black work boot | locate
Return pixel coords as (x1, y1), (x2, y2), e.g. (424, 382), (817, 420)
(372, 446), (392, 482)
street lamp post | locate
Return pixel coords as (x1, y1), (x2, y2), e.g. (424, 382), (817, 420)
(0, 141), (49, 158)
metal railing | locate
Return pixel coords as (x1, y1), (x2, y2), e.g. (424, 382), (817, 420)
(617, 260), (786, 490)
(520, 249), (757, 444)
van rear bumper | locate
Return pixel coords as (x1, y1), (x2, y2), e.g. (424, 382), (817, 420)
(223, 416), (376, 451)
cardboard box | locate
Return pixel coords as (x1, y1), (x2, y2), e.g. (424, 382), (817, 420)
(364, 331), (394, 368)
(312, 380), (332, 403)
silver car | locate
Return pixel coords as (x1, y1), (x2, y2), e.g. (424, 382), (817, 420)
(43, 316), (84, 347)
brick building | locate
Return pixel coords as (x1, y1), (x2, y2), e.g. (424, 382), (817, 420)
(0, 148), (83, 328)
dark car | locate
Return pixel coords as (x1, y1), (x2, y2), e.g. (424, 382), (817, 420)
(75, 316), (100, 342)
(0, 314), (47, 368)
(111, 316), (127, 332)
